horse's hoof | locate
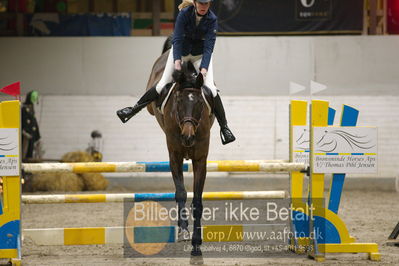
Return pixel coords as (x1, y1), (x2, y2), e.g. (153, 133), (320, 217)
(178, 227), (191, 242)
(190, 255), (204, 265)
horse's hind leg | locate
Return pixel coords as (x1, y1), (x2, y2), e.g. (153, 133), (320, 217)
(169, 152), (189, 241)
(191, 157), (207, 257)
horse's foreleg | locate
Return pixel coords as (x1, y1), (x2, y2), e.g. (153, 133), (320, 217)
(191, 157), (207, 257)
(169, 151), (189, 240)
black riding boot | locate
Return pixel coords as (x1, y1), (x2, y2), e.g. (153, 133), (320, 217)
(117, 86), (158, 123)
(214, 94), (236, 145)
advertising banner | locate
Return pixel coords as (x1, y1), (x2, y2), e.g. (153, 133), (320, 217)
(207, 0), (363, 35)
(312, 127), (377, 174)
(0, 128), (19, 176)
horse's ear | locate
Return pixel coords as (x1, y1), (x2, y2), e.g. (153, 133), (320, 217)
(195, 73), (204, 89)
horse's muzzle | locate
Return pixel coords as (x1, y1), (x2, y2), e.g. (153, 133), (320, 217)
(180, 122), (196, 147)
(182, 134), (195, 147)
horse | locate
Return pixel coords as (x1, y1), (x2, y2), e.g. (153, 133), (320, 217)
(145, 48), (215, 258)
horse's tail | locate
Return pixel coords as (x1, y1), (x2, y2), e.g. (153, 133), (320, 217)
(162, 34), (173, 54)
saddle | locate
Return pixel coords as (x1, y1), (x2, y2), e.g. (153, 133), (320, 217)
(156, 82), (214, 115)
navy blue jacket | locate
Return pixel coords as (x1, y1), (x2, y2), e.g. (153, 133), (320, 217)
(172, 5), (217, 70)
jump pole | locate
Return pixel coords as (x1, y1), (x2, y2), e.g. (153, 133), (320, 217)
(22, 161), (305, 174)
(23, 224), (286, 246)
(22, 190), (287, 204)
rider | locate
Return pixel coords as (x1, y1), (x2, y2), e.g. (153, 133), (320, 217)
(117, 0), (236, 145)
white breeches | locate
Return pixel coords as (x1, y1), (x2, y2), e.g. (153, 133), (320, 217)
(156, 46), (218, 97)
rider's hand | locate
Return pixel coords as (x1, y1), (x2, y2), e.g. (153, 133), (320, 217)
(200, 68), (207, 78)
(174, 60), (182, 71)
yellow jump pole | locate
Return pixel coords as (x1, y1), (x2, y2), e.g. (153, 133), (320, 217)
(289, 100), (309, 253)
(308, 99), (329, 261)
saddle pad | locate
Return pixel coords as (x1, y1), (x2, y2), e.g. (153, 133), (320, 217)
(160, 83), (176, 114)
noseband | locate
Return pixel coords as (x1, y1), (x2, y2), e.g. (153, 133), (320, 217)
(179, 116), (200, 128)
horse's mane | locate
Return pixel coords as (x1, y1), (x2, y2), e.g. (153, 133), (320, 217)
(172, 61), (198, 89)
(162, 35), (172, 54)
(181, 61), (197, 76)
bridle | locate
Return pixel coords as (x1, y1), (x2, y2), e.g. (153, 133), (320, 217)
(175, 87), (204, 131)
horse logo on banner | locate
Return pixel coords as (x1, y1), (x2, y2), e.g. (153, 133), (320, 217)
(300, 0), (316, 8)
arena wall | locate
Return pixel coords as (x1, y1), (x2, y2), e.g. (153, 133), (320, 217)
(25, 95), (398, 178)
(1, 36), (398, 96)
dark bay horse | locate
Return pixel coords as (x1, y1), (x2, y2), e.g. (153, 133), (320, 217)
(146, 49), (215, 257)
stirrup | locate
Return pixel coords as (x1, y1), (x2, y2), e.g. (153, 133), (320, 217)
(220, 126), (236, 145)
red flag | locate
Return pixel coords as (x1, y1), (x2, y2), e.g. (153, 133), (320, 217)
(0, 82), (21, 97)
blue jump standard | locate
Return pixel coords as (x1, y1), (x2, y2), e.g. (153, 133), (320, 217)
(328, 105), (359, 214)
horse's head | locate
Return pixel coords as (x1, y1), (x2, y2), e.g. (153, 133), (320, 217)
(173, 62), (205, 147)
